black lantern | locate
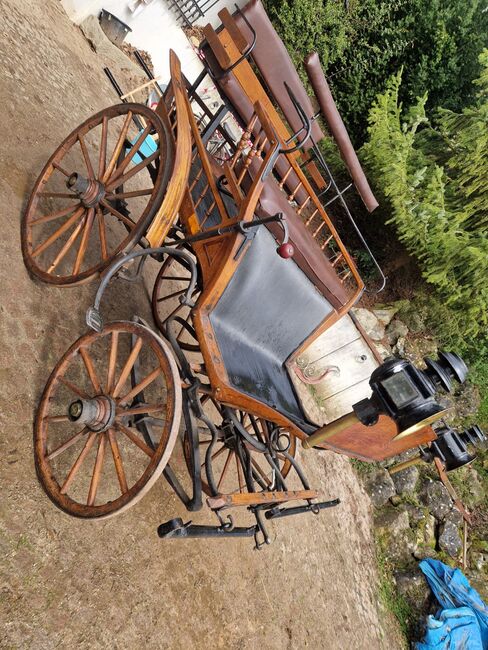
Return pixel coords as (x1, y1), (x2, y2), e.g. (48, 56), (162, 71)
(353, 350), (468, 439)
(423, 424), (486, 471)
(303, 350), (471, 450)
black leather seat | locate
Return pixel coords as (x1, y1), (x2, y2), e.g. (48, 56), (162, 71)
(210, 226), (333, 427)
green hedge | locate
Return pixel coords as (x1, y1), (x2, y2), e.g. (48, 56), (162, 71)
(265, 0), (488, 144)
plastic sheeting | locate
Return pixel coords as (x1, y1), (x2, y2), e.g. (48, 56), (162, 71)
(416, 559), (488, 649)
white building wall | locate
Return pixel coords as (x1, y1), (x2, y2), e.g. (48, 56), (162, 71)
(61, 0), (246, 84)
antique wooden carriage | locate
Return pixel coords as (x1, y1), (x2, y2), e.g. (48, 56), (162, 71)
(22, 2), (479, 545)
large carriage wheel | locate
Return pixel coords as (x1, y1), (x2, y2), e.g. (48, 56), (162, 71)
(151, 250), (201, 351)
(22, 103), (172, 286)
(34, 322), (181, 519)
(183, 400), (296, 496)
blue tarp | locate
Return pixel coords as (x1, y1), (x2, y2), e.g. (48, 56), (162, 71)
(416, 559), (488, 649)
(128, 132), (157, 165)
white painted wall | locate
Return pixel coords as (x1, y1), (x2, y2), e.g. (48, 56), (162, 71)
(61, 0), (246, 84)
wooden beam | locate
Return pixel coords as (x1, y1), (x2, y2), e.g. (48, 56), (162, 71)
(207, 489), (319, 510)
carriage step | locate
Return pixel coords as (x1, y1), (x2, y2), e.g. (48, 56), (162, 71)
(206, 489), (319, 511)
(157, 518), (256, 539)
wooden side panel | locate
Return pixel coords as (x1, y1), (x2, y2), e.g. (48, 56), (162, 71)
(146, 51), (192, 247)
(317, 414), (437, 461)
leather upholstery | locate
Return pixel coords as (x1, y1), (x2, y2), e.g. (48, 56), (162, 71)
(257, 174), (349, 308)
(235, 0), (324, 146)
(305, 52), (379, 213)
(210, 226), (332, 428)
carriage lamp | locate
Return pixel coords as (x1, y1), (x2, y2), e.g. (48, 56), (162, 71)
(303, 351), (468, 449)
(389, 424), (486, 474)
(422, 424), (486, 471)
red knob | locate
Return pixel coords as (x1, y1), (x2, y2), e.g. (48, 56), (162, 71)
(277, 242), (295, 259)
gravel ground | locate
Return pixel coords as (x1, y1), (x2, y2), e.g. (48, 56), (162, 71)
(0, 1), (402, 648)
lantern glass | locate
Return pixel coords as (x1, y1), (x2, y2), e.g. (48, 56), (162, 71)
(381, 372), (419, 408)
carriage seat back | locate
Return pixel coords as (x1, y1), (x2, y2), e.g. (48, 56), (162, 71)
(234, 0), (323, 147)
(257, 176), (349, 309)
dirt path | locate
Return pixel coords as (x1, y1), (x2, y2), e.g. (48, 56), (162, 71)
(0, 2), (402, 648)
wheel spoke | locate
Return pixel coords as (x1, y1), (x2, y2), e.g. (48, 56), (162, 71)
(217, 450), (233, 491)
(156, 288), (186, 303)
(116, 403), (164, 416)
(47, 214), (86, 273)
(108, 428), (128, 494)
(100, 198), (136, 230)
(44, 415), (70, 423)
(105, 150), (159, 193)
(47, 427), (88, 461)
(31, 202), (82, 226)
(98, 115), (108, 179)
(31, 206), (85, 258)
(158, 276), (191, 283)
(38, 192), (79, 199)
(251, 457), (271, 486)
(87, 433), (106, 506)
(96, 206), (108, 261)
(115, 422), (154, 457)
(117, 367), (162, 406)
(79, 347), (102, 393)
(236, 455), (244, 493)
(105, 188), (153, 200)
(106, 331), (119, 394)
(112, 337), (143, 398)
(201, 444), (226, 468)
(108, 124), (152, 183)
(72, 207), (95, 275)
(52, 161), (71, 177)
(60, 431), (97, 494)
(102, 111), (133, 183)
(58, 375), (90, 399)
(78, 133), (95, 180)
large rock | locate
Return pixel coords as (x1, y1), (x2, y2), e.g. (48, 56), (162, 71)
(445, 506), (463, 527)
(464, 468), (485, 508)
(414, 514), (436, 548)
(405, 504), (428, 525)
(375, 506), (410, 537)
(384, 528), (418, 564)
(414, 546), (438, 560)
(351, 308), (385, 341)
(391, 466), (419, 495)
(365, 469), (396, 507)
(394, 571), (430, 606)
(374, 342), (393, 360)
(420, 480), (452, 520)
(373, 307), (397, 327)
(386, 318), (409, 345)
(439, 521), (462, 557)
(393, 336), (406, 356)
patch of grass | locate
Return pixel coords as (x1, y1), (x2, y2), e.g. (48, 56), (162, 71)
(349, 457), (376, 479)
(376, 546), (416, 640)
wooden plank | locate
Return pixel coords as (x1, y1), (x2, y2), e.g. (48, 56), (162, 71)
(207, 489), (319, 510)
(218, 8), (248, 53)
(222, 161), (244, 204)
(146, 51), (192, 247)
(315, 414), (437, 462)
(215, 28), (300, 162)
(203, 24), (232, 70)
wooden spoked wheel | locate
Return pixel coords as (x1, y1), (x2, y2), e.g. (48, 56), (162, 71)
(151, 252), (201, 351)
(22, 103), (172, 286)
(34, 322), (181, 519)
(184, 399), (296, 496)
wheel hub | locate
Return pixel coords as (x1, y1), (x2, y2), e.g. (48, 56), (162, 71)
(67, 172), (105, 208)
(68, 396), (116, 432)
